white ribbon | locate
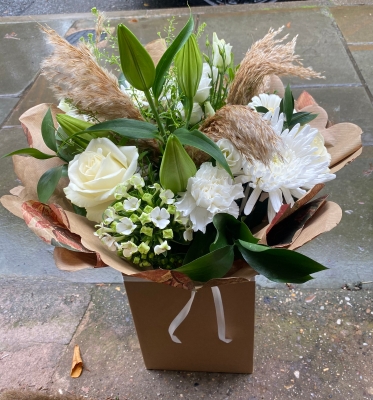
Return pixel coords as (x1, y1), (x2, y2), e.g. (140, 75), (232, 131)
(168, 286), (231, 344)
(168, 290), (196, 343)
(211, 286), (232, 343)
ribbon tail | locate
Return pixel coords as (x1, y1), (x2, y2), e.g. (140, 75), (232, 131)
(211, 286), (232, 343)
(168, 290), (196, 344)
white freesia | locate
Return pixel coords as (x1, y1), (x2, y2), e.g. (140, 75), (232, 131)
(241, 107), (335, 222)
(64, 138), (138, 222)
(154, 240), (171, 255)
(177, 102), (204, 125)
(216, 138), (243, 175)
(248, 93), (282, 116)
(212, 33), (232, 70)
(203, 62), (218, 84)
(116, 217), (137, 235)
(123, 196), (141, 211)
(193, 76), (212, 104)
(175, 162), (244, 233)
(150, 207), (170, 229)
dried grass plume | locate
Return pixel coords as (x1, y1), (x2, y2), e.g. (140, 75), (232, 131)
(228, 26), (324, 105)
(200, 105), (281, 166)
(40, 25), (143, 121)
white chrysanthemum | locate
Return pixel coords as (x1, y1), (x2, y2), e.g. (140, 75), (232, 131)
(241, 107), (335, 222)
(248, 93), (282, 115)
(175, 162), (244, 233)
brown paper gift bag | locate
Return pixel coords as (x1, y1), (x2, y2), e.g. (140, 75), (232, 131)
(124, 279), (256, 373)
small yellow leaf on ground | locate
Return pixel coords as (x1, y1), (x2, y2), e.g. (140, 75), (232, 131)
(70, 345), (83, 378)
(115, 287), (121, 291)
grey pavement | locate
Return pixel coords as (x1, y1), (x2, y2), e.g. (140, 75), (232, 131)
(0, 2), (373, 398)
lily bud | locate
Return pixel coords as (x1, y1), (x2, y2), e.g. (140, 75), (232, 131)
(160, 135), (197, 193)
(174, 34), (203, 100)
(56, 114), (93, 139)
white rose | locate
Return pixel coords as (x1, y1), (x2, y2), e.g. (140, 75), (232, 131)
(175, 162), (244, 233)
(216, 138), (243, 175)
(212, 33), (232, 70)
(64, 138), (138, 222)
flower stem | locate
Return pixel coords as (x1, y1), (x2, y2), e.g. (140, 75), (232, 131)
(184, 97), (193, 128)
(143, 89), (167, 142)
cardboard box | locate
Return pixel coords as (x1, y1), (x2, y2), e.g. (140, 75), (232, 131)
(124, 279), (255, 373)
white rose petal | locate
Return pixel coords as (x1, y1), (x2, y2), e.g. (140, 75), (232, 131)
(64, 138), (138, 222)
(216, 138), (243, 175)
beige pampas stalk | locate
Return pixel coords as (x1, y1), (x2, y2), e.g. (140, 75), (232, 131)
(40, 25), (143, 121)
(227, 26), (324, 105)
(199, 105), (281, 166)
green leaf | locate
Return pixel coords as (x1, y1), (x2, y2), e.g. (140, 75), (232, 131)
(160, 134), (197, 193)
(282, 84), (294, 125)
(183, 225), (216, 264)
(153, 15), (194, 99)
(41, 108), (57, 152)
(174, 33), (203, 100)
(37, 165), (66, 203)
(211, 214), (258, 252)
(236, 240), (327, 283)
(84, 118), (159, 140)
(255, 106), (270, 114)
(117, 24), (155, 91)
(287, 112), (318, 130)
(174, 128), (233, 177)
(3, 148), (56, 160)
(176, 245), (234, 282)
(73, 204), (87, 217)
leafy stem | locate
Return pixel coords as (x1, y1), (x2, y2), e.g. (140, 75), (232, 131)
(143, 89), (167, 146)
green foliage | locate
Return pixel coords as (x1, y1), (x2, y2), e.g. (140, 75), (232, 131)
(117, 24), (156, 91)
(2, 148), (56, 160)
(160, 135), (197, 193)
(37, 164), (67, 203)
(41, 108), (57, 152)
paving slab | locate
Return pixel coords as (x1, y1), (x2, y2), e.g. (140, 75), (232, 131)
(292, 86), (373, 145)
(46, 284), (373, 399)
(331, 5), (373, 44)
(0, 98), (19, 127)
(350, 49), (373, 96)
(4, 74), (55, 127)
(200, 6), (360, 86)
(0, 20), (75, 97)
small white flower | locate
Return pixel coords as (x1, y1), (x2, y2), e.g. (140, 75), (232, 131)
(119, 241), (138, 258)
(129, 173), (145, 189)
(216, 138), (243, 175)
(154, 240), (171, 255)
(160, 189), (175, 205)
(103, 207), (117, 224)
(183, 227), (193, 241)
(212, 33), (232, 70)
(248, 93), (282, 116)
(175, 162), (244, 233)
(101, 234), (117, 251)
(116, 217), (137, 235)
(58, 99), (90, 121)
(150, 207), (170, 229)
(123, 196), (141, 211)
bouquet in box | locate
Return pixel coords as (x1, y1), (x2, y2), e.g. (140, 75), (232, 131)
(1, 12), (362, 285)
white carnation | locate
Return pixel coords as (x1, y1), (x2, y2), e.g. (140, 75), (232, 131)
(175, 162), (244, 233)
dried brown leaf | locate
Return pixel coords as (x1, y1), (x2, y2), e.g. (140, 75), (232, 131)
(70, 345), (83, 378)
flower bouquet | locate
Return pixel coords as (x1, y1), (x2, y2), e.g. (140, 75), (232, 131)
(1, 11), (362, 373)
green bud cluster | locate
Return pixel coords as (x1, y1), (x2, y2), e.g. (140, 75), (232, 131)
(96, 182), (191, 270)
